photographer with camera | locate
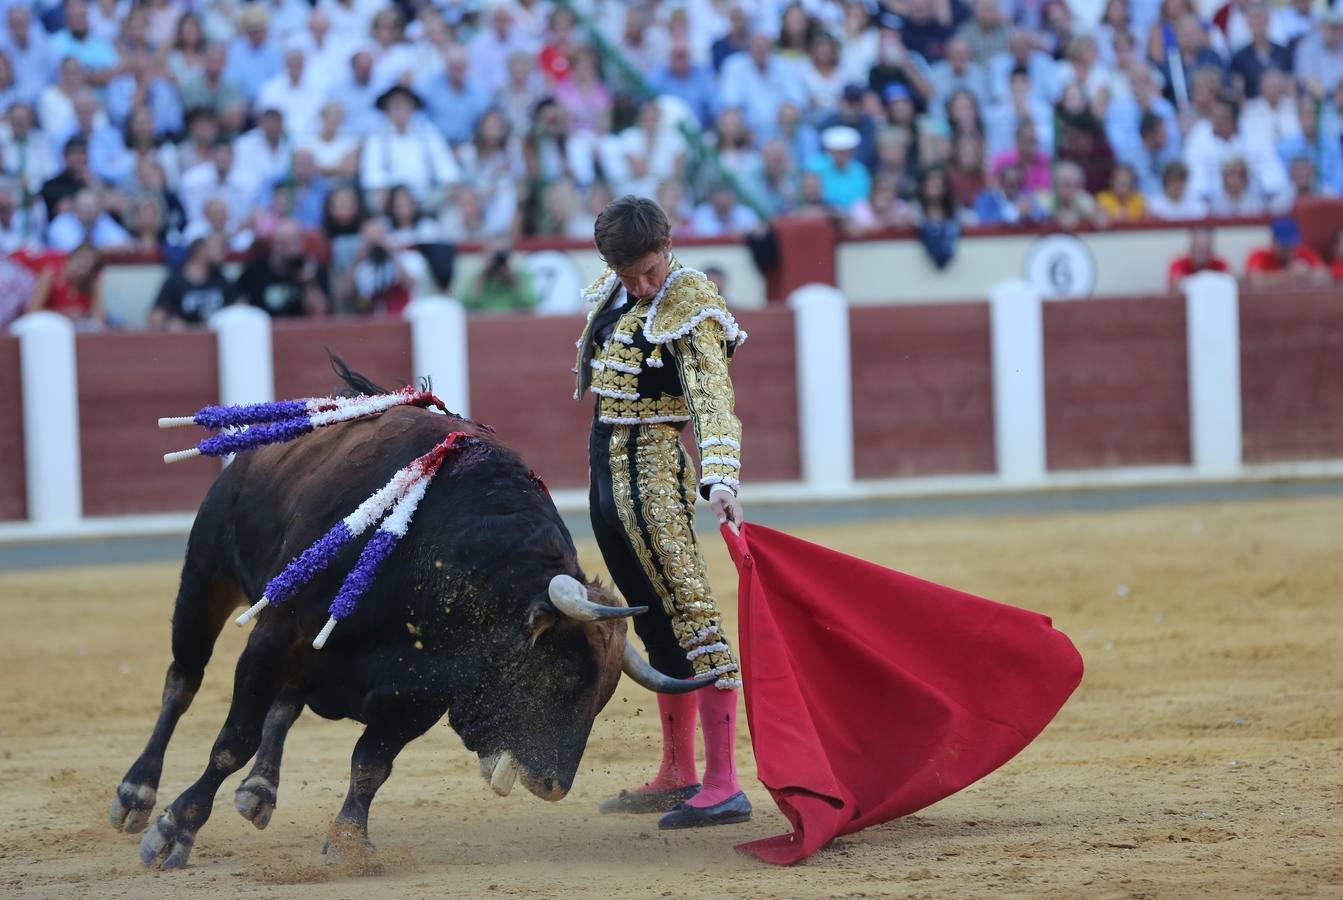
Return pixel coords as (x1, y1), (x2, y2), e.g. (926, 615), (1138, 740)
(461, 241), (540, 313)
(234, 218), (330, 317)
(339, 217), (427, 317)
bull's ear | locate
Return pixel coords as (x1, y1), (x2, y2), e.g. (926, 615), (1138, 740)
(527, 600), (558, 648)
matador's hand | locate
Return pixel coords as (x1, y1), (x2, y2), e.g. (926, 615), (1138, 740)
(709, 491), (744, 533)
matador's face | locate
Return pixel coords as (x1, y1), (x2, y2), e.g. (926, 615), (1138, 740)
(614, 248), (671, 302)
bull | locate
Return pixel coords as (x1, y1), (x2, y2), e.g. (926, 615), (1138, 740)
(109, 366), (709, 869)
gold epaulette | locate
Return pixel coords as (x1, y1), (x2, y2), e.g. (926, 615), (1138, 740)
(642, 267), (747, 347)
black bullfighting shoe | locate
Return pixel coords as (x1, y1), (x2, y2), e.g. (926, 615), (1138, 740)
(598, 784), (701, 814)
(657, 791), (753, 829)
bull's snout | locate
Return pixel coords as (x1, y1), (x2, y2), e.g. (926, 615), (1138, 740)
(478, 751), (571, 802)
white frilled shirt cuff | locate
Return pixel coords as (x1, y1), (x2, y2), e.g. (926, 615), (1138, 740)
(708, 483), (736, 498)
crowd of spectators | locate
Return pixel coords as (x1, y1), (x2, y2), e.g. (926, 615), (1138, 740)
(3, 0), (1343, 327)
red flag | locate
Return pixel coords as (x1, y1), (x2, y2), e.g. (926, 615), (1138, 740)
(723, 523), (1083, 865)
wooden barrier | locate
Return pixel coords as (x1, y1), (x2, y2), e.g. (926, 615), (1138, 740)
(1240, 290), (1343, 463)
(467, 314), (594, 489)
(1044, 297), (1192, 470)
(850, 304), (996, 478)
(76, 331), (220, 516)
(0, 336), (26, 521)
(272, 317), (414, 399)
(731, 306), (802, 483)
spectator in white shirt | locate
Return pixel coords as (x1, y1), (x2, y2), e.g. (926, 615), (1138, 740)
(928, 36), (992, 113)
(359, 84), (459, 210)
(318, 0), (382, 44)
(1239, 67), (1301, 147)
(468, 2), (536, 97)
(38, 56), (85, 147)
(256, 46), (322, 140)
(1, 101), (57, 197)
(328, 47), (385, 137)
(837, 0), (880, 86)
(720, 32), (808, 139)
(300, 100), (361, 181)
(368, 8), (417, 88)
(1269, 0), (1317, 47)
(291, 9), (354, 89)
(233, 107), (293, 189)
(988, 29), (1059, 105)
(180, 141), (260, 227)
(46, 187), (131, 250)
(798, 31), (847, 115)
(1146, 159), (1210, 219)
(1209, 156), (1268, 216)
(689, 183), (762, 237)
(2, 5), (56, 106)
(615, 99), (687, 199)
(1183, 94), (1287, 205)
(496, 49), (546, 138)
(1294, 8), (1343, 99)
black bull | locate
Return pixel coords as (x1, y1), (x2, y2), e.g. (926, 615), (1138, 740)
(110, 399), (708, 869)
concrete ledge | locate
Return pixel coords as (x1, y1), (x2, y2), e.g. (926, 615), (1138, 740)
(3, 460), (1343, 544)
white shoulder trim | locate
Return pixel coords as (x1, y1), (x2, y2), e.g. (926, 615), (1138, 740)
(582, 271), (619, 312)
(642, 267), (748, 346)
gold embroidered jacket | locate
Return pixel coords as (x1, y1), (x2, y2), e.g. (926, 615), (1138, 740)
(574, 261), (747, 498)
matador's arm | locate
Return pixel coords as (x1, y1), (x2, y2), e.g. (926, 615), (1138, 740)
(674, 317), (743, 500)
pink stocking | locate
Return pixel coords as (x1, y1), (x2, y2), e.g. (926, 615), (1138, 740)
(638, 692), (699, 792)
(687, 687), (742, 807)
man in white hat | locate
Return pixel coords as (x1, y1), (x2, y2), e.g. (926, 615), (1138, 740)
(809, 125), (870, 212)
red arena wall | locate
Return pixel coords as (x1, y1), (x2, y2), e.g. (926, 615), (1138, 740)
(467, 314), (594, 489)
(1044, 298), (1191, 471)
(0, 336), (26, 521)
(272, 318), (413, 399)
(849, 304), (996, 478)
(1239, 291), (1343, 463)
(729, 306), (801, 483)
(77, 331), (221, 517)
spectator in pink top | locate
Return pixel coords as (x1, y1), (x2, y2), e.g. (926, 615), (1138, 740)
(553, 46), (612, 135)
(990, 121), (1053, 193)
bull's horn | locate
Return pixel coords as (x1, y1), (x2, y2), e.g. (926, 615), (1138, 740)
(622, 642), (716, 694)
(548, 574), (647, 621)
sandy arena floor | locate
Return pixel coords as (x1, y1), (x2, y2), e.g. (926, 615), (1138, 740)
(1, 495), (1340, 899)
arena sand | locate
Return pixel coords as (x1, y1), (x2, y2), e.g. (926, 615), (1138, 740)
(1, 495), (1340, 899)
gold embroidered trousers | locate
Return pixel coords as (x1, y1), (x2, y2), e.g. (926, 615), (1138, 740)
(588, 420), (740, 688)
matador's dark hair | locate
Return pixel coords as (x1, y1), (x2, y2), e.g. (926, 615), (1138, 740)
(593, 195), (671, 271)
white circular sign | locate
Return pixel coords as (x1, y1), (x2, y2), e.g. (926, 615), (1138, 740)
(524, 250), (585, 316)
(1024, 234), (1097, 299)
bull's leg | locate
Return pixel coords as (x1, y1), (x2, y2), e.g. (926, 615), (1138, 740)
(139, 625), (291, 869)
(322, 706), (441, 863)
(234, 690), (304, 830)
(111, 574), (242, 834)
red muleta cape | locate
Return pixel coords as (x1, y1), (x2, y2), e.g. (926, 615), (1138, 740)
(723, 523), (1083, 865)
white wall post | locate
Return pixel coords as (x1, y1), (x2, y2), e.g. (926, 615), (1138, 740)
(989, 279), (1047, 485)
(11, 312), (82, 524)
(1182, 272), (1242, 476)
(788, 284), (854, 493)
(405, 296), (470, 415)
(209, 305), (274, 405)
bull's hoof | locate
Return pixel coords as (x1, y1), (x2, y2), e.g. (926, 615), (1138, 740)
(139, 811), (195, 869)
(234, 776), (277, 830)
(321, 819), (377, 869)
(109, 781), (156, 834)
